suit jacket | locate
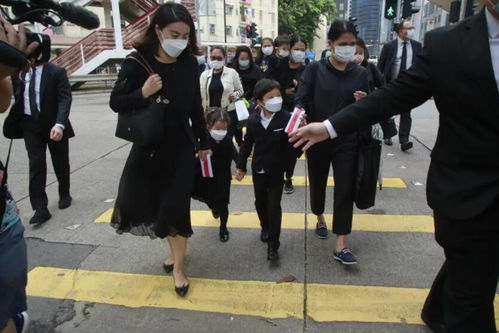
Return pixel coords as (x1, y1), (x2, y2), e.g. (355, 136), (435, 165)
(237, 111), (301, 174)
(328, 11), (499, 219)
(7, 63), (74, 139)
(377, 38), (422, 82)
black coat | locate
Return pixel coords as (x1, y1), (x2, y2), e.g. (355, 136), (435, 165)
(237, 111), (301, 174)
(110, 51), (210, 151)
(7, 63), (74, 139)
(328, 11), (499, 219)
(377, 38), (422, 82)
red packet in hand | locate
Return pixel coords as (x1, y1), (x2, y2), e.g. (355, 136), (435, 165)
(285, 107), (305, 134)
(200, 155), (214, 178)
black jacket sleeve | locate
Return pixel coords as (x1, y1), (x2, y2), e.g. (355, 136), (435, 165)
(329, 34), (433, 136)
(370, 63), (385, 89)
(109, 59), (150, 113)
(294, 61), (318, 112)
(55, 66), (72, 126)
(236, 120), (255, 172)
(190, 61), (210, 151)
(377, 42), (390, 75)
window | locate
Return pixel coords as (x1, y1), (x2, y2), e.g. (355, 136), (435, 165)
(260, 10), (263, 20)
(225, 4), (233, 15)
(210, 24), (215, 35)
(339, 3), (344, 11)
(226, 26), (233, 37)
(252, 8), (255, 18)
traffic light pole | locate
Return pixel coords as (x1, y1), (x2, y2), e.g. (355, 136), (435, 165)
(223, 0), (227, 44)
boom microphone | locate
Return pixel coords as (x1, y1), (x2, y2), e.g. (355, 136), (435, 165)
(57, 2), (100, 30)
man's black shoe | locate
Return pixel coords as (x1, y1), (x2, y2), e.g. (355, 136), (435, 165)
(30, 208), (51, 225)
(267, 247), (279, 261)
(401, 141), (413, 152)
(260, 230), (269, 242)
(59, 196), (72, 209)
(384, 138), (393, 146)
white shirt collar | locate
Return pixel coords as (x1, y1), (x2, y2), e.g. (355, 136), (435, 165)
(260, 110), (275, 129)
(397, 36), (408, 45)
(485, 8), (499, 39)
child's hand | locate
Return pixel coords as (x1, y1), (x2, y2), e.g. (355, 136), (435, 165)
(199, 149), (212, 161)
(235, 169), (246, 181)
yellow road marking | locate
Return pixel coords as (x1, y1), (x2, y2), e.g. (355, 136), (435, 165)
(27, 267), (499, 325)
(237, 176), (406, 188)
(95, 210), (434, 233)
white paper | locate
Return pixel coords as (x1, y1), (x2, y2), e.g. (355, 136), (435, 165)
(234, 100), (249, 121)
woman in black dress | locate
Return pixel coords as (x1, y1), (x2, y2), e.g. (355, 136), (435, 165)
(109, 3), (210, 297)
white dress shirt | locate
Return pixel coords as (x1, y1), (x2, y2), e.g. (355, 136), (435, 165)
(23, 64), (65, 130)
(324, 10), (499, 139)
(391, 37), (414, 79)
(260, 110), (275, 130)
(485, 8), (499, 93)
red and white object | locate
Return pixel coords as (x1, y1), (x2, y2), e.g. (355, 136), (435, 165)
(285, 107), (305, 134)
(200, 155), (214, 178)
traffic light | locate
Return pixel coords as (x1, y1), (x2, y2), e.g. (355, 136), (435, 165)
(384, 0), (397, 19)
(402, 0), (419, 19)
(246, 24), (253, 38)
(251, 22), (260, 46)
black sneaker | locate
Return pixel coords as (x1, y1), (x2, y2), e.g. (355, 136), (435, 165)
(12, 312), (29, 333)
(29, 208), (51, 225)
(284, 179), (294, 194)
(267, 247), (279, 261)
(219, 228), (229, 242)
(315, 222), (328, 239)
(384, 138), (393, 146)
(260, 230), (269, 242)
(333, 248), (358, 265)
(401, 141), (413, 152)
(58, 196), (72, 209)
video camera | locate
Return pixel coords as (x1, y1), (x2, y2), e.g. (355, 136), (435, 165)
(0, 0), (100, 67)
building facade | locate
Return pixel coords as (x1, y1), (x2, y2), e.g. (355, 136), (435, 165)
(335, 0), (351, 20)
(350, 0), (383, 57)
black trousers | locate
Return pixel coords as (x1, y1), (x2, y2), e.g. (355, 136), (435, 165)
(285, 154), (297, 180)
(398, 111), (412, 144)
(253, 172), (284, 250)
(422, 202), (499, 333)
(307, 137), (358, 235)
(228, 111), (243, 147)
(22, 117), (70, 210)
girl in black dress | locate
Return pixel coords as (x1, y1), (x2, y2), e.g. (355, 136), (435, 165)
(193, 108), (237, 242)
(109, 3), (211, 297)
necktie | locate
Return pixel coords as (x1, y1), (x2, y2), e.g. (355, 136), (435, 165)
(400, 41), (408, 75)
(29, 67), (40, 119)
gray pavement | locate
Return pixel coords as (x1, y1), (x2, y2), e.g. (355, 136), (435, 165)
(0, 94), (487, 333)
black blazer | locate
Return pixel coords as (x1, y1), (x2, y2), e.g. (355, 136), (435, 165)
(8, 63), (74, 139)
(377, 38), (422, 82)
(237, 111), (301, 174)
(328, 11), (499, 219)
(110, 51), (210, 151)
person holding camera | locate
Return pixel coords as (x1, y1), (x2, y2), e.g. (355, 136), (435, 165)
(6, 32), (74, 225)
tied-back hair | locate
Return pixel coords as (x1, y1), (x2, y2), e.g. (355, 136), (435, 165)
(290, 36), (307, 49)
(133, 2), (199, 57)
(254, 79), (281, 101)
(328, 20), (358, 42)
(233, 45), (254, 69)
(205, 107), (231, 127)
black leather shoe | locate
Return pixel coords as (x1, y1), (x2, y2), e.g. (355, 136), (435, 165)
(260, 230), (269, 242)
(59, 196), (72, 209)
(175, 284), (189, 297)
(384, 138), (393, 146)
(30, 208), (51, 225)
(163, 263), (174, 274)
(401, 141), (413, 152)
(267, 247), (279, 261)
(219, 228), (229, 242)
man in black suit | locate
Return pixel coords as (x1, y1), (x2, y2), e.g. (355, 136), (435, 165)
(8, 48), (74, 225)
(377, 19), (422, 151)
(290, 3), (499, 332)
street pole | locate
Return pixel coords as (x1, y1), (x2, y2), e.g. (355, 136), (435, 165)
(223, 0), (227, 44)
(195, 0), (201, 43)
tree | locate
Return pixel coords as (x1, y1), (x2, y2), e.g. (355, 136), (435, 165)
(278, 0), (336, 48)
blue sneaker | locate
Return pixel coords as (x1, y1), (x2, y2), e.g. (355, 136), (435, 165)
(333, 248), (358, 265)
(12, 312), (29, 333)
(315, 222), (328, 239)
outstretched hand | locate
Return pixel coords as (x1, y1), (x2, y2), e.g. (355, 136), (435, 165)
(288, 122), (330, 151)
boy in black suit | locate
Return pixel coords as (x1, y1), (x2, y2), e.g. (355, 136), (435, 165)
(236, 79), (303, 261)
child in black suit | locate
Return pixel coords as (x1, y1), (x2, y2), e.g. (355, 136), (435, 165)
(235, 79), (303, 260)
(193, 108), (237, 242)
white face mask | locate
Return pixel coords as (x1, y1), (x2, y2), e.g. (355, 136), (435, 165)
(210, 129), (227, 141)
(210, 60), (224, 70)
(160, 34), (188, 58)
(406, 29), (415, 39)
(291, 50), (306, 63)
(264, 96), (283, 113)
(333, 45), (356, 63)
(262, 46), (274, 56)
(278, 49), (290, 58)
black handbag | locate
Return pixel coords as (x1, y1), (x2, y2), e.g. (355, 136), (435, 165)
(3, 106), (23, 139)
(354, 135), (382, 210)
(115, 54), (164, 147)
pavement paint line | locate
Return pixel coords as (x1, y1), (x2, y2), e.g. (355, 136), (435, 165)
(27, 267), (499, 325)
(237, 176), (406, 188)
(27, 267), (304, 320)
(95, 209), (434, 233)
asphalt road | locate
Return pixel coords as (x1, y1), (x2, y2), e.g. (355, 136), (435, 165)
(1, 93), (496, 333)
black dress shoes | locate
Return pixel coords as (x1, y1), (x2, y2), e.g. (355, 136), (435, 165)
(401, 141), (413, 152)
(384, 138), (393, 146)
(267, 247), (279, 261)
(175, 284), (190, 297)
(30, 208), (51, 225)
(59, 196), (72, 209)
(260, 230), (269, 243)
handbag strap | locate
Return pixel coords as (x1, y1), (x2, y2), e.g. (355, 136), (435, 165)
(127, 53), (155, 76)
(1, 139), (13, 188)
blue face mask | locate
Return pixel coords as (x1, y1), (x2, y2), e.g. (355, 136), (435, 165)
(239, 60), (250, 67)
(197, 55), (206, 65)
(493, 0), (499, 13)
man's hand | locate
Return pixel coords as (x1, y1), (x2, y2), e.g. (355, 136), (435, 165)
(199, 149), (212, 162)
(353, 91), (367, 101)
(235, 169), (246, 181)
(289, 122), (330, 151)
(50, 125), (64, 142)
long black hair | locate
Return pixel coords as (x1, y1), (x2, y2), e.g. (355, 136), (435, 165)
(327, 20), (358, 42)
(133, 3), (199, 56)
(257, 37), (274, 61)
(356, 37), (370, 67)
(290, 36), (307, 50)
(233, 45), (254, 69)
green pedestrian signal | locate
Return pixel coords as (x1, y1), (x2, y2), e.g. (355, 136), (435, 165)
(384, 0), (398, 19)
